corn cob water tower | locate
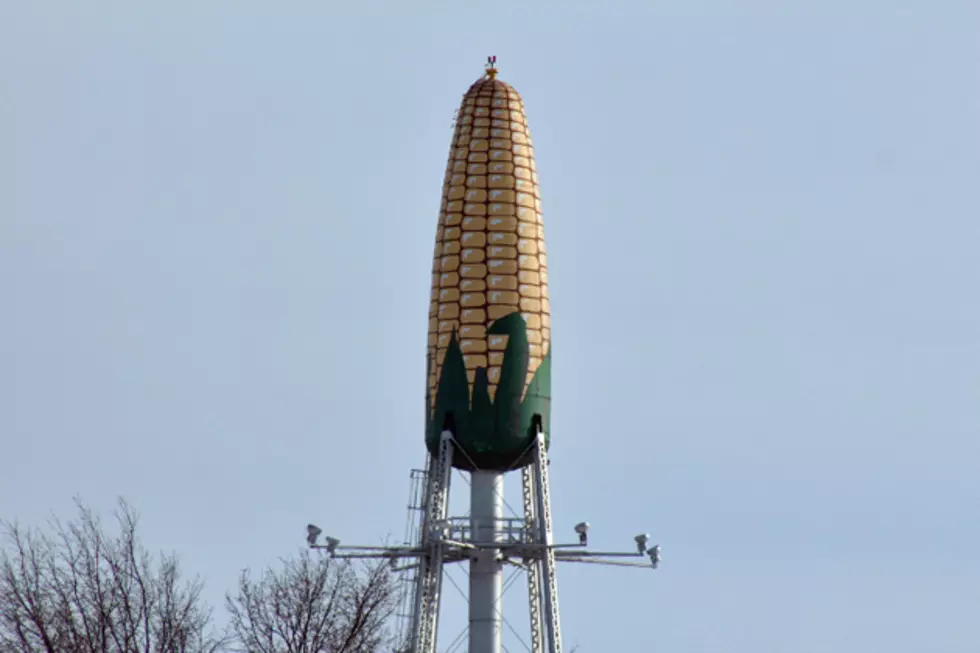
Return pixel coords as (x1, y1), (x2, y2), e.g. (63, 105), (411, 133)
(307, 58), (661, 653)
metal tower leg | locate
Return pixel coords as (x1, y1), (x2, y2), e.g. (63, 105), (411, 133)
(532, 432), (563, 653)
(469, 471), (504, 653)
(522, 465), (545, 653)
(411, 430), (454, 653)
(406, 456), (434, 652)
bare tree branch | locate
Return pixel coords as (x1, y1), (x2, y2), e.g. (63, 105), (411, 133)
(226, 551), (398, 653)
(0, 497), (227, 653)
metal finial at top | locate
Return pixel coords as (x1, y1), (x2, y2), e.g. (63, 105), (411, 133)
(485, 55), (498, 79)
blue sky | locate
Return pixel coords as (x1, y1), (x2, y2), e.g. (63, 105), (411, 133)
(3, 1), (979, 651)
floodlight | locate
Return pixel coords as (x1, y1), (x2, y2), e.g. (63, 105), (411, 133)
(325, 537), (340, 555)
(634, 533), (650, 554)
(574, 522), (589, 545)
(648, 544), (661, 569)
(307, 524), (322, 546)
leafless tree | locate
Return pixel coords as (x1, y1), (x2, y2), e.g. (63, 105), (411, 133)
(0, 498), (226, 653)
(225, 550), (399, 653)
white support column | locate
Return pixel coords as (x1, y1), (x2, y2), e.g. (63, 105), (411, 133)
(469, 471), (504, 653)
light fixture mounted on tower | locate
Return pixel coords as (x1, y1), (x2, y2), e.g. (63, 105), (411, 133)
(306, 524), (322, 546)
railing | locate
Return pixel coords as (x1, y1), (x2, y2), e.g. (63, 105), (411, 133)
(432, 516), (531, 545)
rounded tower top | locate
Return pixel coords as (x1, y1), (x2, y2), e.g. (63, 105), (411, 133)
(464, 56), (519, 98)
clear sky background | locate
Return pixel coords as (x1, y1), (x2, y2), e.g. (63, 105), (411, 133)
(3, 1), (979, 651)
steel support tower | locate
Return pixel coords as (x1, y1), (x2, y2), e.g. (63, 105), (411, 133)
(307, 429), (660, 653)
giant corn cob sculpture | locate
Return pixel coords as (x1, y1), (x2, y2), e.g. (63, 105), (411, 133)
(425, 59), (551, 471)
(311, 61), (659, 653)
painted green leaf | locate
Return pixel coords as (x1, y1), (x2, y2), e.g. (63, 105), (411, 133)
(469, 367), (494, 452)
(521, 345), (552, 451)
(490, 312), (528, 440)
(432, 331), (469, 435)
